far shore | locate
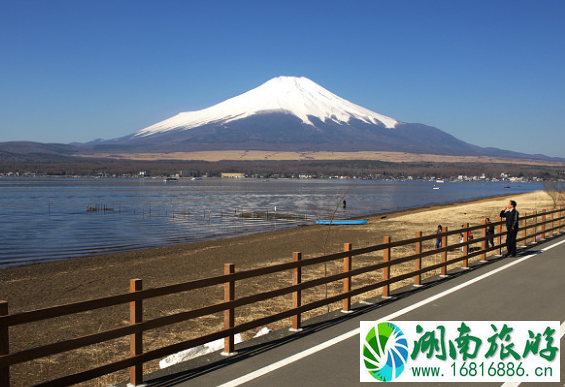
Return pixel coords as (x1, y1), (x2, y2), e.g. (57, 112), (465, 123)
(80, 150), (565, 166)
(0, 190), (556, 314)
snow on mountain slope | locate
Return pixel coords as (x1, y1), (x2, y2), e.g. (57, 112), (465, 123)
(134, 76), (399, 138)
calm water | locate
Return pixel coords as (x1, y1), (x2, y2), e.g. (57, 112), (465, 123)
(0, 177), (541, 268)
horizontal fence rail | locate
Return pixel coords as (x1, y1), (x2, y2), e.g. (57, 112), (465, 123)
(0, 208), (563, 386)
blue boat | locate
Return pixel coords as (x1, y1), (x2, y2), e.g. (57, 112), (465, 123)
(316, 219), (368, 225)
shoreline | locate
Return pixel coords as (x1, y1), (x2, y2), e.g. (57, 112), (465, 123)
(0, 189), (540, 271)
(0, 190), (554, 314)
(0, 192), (522, 268)
(1, 190), (557, 386)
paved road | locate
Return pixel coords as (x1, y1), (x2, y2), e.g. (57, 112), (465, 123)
(141, 235), (565, 387)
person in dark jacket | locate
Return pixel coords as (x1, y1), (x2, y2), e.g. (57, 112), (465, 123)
(485, 217), (495, 248)
(500, 200), (519, 257)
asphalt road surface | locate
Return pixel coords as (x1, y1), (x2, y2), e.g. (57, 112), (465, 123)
(141, 235), (565, 387)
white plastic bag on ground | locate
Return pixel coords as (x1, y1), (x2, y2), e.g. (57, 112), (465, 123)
(159, 333), (243, 369)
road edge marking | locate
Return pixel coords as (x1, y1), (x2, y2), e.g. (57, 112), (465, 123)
(218, 238), (565, 387)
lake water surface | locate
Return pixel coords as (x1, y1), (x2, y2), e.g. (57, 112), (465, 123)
(0, 178), (541, 268)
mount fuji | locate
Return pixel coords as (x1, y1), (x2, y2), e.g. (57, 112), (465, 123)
(2, 76), (562, 164)
(84, 77), (524, 158)
(134, 76), (399, 138)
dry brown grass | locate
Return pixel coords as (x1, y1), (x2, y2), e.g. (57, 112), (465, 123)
(80, 150), (565, 166)
(4, 191), (559, 386)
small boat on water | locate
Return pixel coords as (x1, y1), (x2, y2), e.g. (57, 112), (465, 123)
(164, 177), (178, 182)
(316, 219), (368, 225)
(504, 185), (510, 188)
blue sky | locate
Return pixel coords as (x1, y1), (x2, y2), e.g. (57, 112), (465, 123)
(1, 0), (564, 157)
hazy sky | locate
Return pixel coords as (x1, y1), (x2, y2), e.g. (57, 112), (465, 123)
(1, 0), (564, 157)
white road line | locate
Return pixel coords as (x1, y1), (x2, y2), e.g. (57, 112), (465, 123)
(498, 236), (565, 387)
(217, 238), (565, 387)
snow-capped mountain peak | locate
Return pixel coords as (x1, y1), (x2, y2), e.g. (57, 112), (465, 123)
(134, 76), (399, 137)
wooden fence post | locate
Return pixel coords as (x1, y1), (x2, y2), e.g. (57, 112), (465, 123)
(462, 223), (469, 269)
(497, 218), (503, 256)
(291, 253), (303, 330)
(532, 211), (538, 244)
(342, 244), (353, 313)
(520, 212), (527, 247)
(414, 232), (422, 287)
(129, 279), (143, 387)
(0, 301), (9, 387)
(541, 210), (546, 240)
(480, 220), (487, 263)
(223, 263), (236, 355)
(382, 236), (391, 298)
(550, 208), (555, 236)
(440, 227), (448, 277)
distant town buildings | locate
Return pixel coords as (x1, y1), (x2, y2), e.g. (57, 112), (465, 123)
(221, 172), (245, 179)
(0, 169), (555, 183)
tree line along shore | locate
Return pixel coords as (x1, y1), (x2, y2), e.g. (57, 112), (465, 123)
(1, 158), (564, 180)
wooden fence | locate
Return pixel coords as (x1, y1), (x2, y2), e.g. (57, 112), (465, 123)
(0, 208), (563, 386)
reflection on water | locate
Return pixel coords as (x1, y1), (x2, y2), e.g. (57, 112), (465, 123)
(0, 178), (541, 268)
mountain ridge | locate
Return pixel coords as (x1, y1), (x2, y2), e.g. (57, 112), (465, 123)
(94, 76), (517, 158)
(1, 76), (562, 164)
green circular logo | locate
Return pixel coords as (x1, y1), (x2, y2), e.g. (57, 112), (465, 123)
(363, 322), (409, 382)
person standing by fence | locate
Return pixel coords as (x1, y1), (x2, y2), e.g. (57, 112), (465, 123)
(435, 225), (443, 248)
(485, 217), (495, 248)
(500, 200), (519, 257)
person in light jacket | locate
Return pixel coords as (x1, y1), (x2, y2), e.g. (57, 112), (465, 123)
(500, 200), (519, 257)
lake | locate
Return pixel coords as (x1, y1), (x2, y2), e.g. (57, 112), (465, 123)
(0, 177), (541, 269)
